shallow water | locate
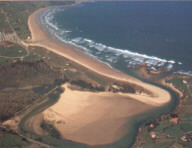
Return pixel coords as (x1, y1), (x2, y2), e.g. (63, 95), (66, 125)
(19, 84), (178, 148)
(33, 2), (183, 147)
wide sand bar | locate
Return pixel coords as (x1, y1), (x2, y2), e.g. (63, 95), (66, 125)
(24, 6), (172, 146)
(43, 84), (153, 145)
(27, 7), (171, 106)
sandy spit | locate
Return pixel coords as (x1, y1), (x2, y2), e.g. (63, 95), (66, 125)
(23, 7), (173, 146)
(43, 84), (153, 145)
(26, 7), (171, 106)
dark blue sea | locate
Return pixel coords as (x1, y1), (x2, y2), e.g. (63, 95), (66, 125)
(39, 1), (190, 147)
(41, 1), (192, 76)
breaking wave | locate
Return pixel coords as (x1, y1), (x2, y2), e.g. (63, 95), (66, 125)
(40, 7), (191, 76)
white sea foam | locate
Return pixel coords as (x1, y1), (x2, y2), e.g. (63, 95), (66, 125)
(84, 38), (93, 43)
(72, 37), (83, 43)
(89, 43), (107, 51)
(166, 64), (173, 70)
(175, 70), (192, 76)
(42, 8), (71, 38)
(41, 7), (190, 73)
(107, 46), (175, 64)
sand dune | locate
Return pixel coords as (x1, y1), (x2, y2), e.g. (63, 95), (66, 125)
(26, 7), (171, 106)
(23, 7), (172, 145)
(43, 84), (153, 145)
(25, 114), (47, 136)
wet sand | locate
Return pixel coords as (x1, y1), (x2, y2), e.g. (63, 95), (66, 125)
(42, 84), (153, 145)
(26, 7), (171, 106)
(24, 114), (47, 136)
(24, 6), (172, 146)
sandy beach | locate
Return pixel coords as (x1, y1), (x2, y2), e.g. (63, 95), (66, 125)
(26, 7), (171, 106)
(40, 84), (153, 145)
(23, 6), (173, 146)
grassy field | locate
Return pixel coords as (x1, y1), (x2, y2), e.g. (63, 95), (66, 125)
(0, 59), (66, 122)
(0, 135), (25, 147)
(0, 5), (11, 33)
(1, 1), (75, 40)
(0, 1), (120, 147)
(166, 77), (188, 92)
(26, 46), (113, 86)
(1, 1), (191, 148)
(0, 42), (27, 58)
(0, 11), (7, 32)
(133, 75), (192, 148)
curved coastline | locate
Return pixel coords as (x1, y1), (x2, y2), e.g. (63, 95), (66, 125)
(23, 6), (174, 147)
(27, 7), (171, 106)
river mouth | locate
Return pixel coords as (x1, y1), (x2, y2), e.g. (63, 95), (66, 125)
(19, 81), (178, 148)
(18, 2), (179, 147)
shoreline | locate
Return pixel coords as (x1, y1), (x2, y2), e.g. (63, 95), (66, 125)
(41, 83), (154, 145)
(26, 6), (171, 107)
(1, 2), (191, 148)
(16, 5), (177, 147)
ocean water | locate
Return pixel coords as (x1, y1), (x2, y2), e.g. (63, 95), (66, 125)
(39, 1), (187, 147)
(41, 1), (192, 76)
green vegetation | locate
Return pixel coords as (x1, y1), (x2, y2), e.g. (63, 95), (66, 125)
(71, 79), (105, 92)
(0, 135), (26, 147)
(0, 42), (27, 57)
(0, 90), (38, 121)
(0, 57), (7, 64)
(0, 60), (64, 88)
(86, 72), (107, 85)
(153, 120), (172, 132)
(167, 77), (187, 91)
(65, 70), (81, 79)
(1, 1), (75, 39)
(18, 87), (74, 148)
(33, 79), (66, 95)
(33, 84), (56, 95)
(2, 1), (191, 148)
(40, 121), (61, 139)
(23, 52), (38, 60)
(0, 12), (8, 32)
(183, 113), (192, 120)
(27, 46), (112, 86)
(34, 135), (86, 148)
(180, 123), (192, 132)
(0, 1), (126, 148)
(164, 124), (184, 136)
(0, 59), (65, 122)
(154, 142), (173, 148)
(142, 143), (174, 148)
(134, 75), (192, 148)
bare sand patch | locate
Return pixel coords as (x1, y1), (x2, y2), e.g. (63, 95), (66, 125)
(161, 79), (183, 98)
(24, 114), (47, 136)
(42, 84), (153, 145)
(3, 117), (21, 131)
(26, 8), (171, 107)
(68, 67), (78, 72)
(24, 7), (173, 146)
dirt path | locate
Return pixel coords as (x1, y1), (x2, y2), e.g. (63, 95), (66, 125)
(0, 4), (29, 59)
